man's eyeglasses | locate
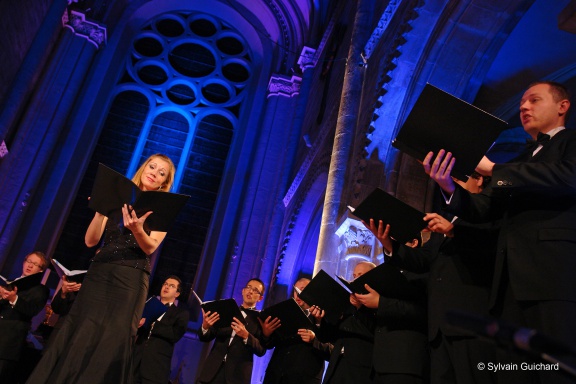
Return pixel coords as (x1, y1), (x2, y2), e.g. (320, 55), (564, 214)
(243, 286), (262, 295)
(24, 259), (42, 268)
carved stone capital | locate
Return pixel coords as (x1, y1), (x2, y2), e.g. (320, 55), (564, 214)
(267, 75), (302, 98)
(0, 140), (8, 158)
(63, 10), (107, 49)
(336, 217), (379, 258)
(297, 46), (317, 71)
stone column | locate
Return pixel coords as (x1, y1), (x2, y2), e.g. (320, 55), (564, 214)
(218, 73), (301, 300)
(315, 0), (375, 275)
(0, 9), (106, 273)
(259, 46), (318, 298)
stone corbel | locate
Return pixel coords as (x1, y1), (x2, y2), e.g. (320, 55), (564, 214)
(62, 9), (107, 49)
(267, 75), (302, 98)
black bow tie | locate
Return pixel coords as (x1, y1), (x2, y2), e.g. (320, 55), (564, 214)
(537, 132), (550, 143)
(526, 132), (550, 150)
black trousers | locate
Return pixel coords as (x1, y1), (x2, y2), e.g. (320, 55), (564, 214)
(198, 361), (227, 384)
(429, 331), (497, 384)
(372, 373), (423, 384)
(492, 272), (576, 384)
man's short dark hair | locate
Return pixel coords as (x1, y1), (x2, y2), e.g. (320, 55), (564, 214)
(165, 275), (183, 292)
(247, 277), (265, 296)
(528, 80), (571, 103)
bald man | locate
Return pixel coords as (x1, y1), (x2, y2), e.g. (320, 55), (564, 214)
(355, 261), (429, 384)
(262, 278), (331, 384)
(322, 262), (376, 384)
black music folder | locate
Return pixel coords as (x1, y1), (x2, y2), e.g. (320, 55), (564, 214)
(51, 259), (87, 283)
(348, 188), (427, 244)
(297, 270), (351, 324)
(88, 163), (190, 232)
(259, 298), (315, 338)
(337, 263), (420, 300)
(0, 272), (43, 291)
(392, 83), (508, 181)
(142, 296), (168, 328)
(192, 291), (244, 329)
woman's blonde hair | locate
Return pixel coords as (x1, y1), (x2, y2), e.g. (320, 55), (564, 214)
(131, 154), (176, 192)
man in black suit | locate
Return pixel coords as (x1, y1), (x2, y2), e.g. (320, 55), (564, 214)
(368, 173), (498, 383)
(321, 263), (375, 384)
(355, 263), (429, 384)
(261, 277), (331, 384)
(134, 275), (189, 384)
(197, 278), (266, 384)
(50, 276), (81, 318)
(424, 81), (576, 383)
(43, 275), (82, 351)
(0, 251), (50, 383)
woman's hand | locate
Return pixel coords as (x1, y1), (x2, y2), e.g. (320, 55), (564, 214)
(122, 204), (166, 254)
(122, 204), (152, 234)
(85, 212), (108, 247)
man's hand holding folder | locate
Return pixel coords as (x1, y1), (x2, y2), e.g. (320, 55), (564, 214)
(202, 308), (221, 330)
(349, 188), (427, 244)
(259, 315), (281, 338)
(422, 149), (457, 195)
(354, 284), (381, 309)
(297, 270), (351, 325)
(51, 259), (87, 284)
(338, 262), (420, 300)
(392, 83), (507, 181)
(258, 298), (316, 338)
(363, 218), (393, 254)
(0, 272), (43, 292)
(193, 290), (244, 329)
